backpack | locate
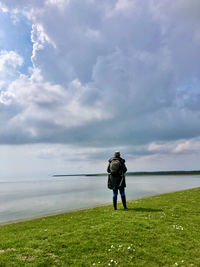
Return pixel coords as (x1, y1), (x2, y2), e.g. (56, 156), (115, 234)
(110, 158), (121, 175)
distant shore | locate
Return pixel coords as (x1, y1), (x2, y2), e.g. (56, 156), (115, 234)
(53, 170), (200, 177)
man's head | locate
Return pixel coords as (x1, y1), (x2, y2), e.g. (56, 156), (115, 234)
(114, 151), (120, 158)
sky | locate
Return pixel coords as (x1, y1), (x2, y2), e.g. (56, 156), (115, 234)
(0, 0), (200, 178)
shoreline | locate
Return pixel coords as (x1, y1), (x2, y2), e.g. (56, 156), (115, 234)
(1, 186), (199, 227)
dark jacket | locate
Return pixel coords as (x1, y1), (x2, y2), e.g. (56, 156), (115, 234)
(107, 157), (127, 190)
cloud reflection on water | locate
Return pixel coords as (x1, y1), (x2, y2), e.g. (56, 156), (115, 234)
(0, 175), (200, 223)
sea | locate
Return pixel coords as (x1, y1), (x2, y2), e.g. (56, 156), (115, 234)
(0, 175), (200, 224)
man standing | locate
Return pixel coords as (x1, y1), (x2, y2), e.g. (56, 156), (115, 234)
(107, 151), (127, 210)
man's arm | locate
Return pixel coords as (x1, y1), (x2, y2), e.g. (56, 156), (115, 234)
(124, 162), (127, 173)
(107, 162), (111, 173)
(121, 160), (127, 173)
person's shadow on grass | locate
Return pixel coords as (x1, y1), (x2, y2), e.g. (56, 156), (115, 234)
(121, 207), (163, 212)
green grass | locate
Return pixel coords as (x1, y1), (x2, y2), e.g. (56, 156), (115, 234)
(0, 188), (200, 266)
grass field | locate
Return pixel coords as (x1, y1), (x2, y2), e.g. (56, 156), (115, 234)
(0, 188), (200, 266)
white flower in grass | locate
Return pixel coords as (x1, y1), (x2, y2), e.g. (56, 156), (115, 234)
(110, 260), (114, 262)
(108, 249), (111, 251)
(108, 264), (111, 266)
(119, 245), (123, 248)
(174, 263), (178, 266)
(111, 245), (114, 248)
(127, 246), (131, 250)
(93, 264), (96, 266)
(173, 225), (184, 230)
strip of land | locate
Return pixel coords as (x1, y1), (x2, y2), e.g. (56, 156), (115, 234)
(53, 170), (200, 177)
(0, 187), (199, 266)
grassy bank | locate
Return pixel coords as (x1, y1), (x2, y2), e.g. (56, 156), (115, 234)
(0, 188), (200, 266)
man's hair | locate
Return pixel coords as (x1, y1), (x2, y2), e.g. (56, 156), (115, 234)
(114, 151), (120, 157)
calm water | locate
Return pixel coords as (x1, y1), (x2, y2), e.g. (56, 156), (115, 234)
(0, 175), (200, 224)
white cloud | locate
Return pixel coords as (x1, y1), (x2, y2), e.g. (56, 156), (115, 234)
(0, 50), (23, 70)
(1, 67), (111, 143)
(0, 50), (23, 104)
(0, 50), (23, 87)
(31, 23), (56, 66)
(0, 90), (15, 105)
(45, 0), (71, 9)
(173, 139), (200, 154)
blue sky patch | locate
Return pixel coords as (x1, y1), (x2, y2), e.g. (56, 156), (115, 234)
(0, 9), (32, 75)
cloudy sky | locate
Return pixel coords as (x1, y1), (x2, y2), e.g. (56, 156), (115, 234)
(0, 0), (200, 178)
